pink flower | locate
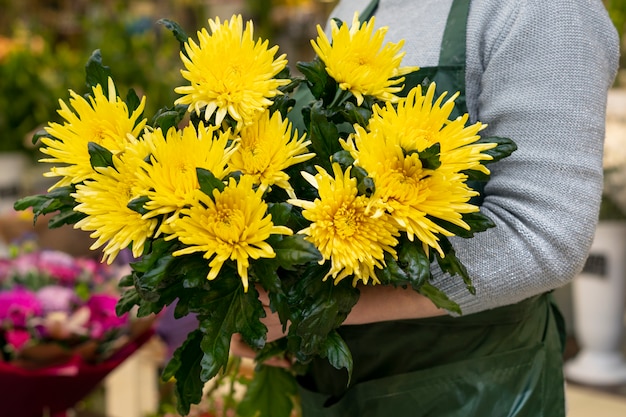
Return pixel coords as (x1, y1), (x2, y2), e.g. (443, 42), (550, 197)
(0, 288), (42, 327)
(85, 294), (126, 339)
(37, 251), (82, 284)
(4, 328), (32, 351)
(36, 285), (78, 314)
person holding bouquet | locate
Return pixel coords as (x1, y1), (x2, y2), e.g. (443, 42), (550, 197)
(231, 0), (620, 416)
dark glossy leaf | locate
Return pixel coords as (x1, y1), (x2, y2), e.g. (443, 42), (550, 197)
(115, 287), (141, 316)
(13, 186), (77, 224)
(131, 238), (177, 273)
(127, 196), (150, 215)
(31, 129), (52, 145)
(273, 235), (321, 268)
(267, 202), (294, 227)
(397, 239), (431, 290)
(479, 136), (517, 164)
(341, 101), (372, 126)
(85, 50), (112, 93)
(418, 282), (462, 315)
(192, 277), (266, 383)
(88, 142), (115, 169)
(296, 58), (333, 101)
(162, 329), (205, 415)
(237, 365), (298, 417)
(377, 254), (411, 286)
(308, 102), (341, 170)
(151, 105), (187, 132)
(434, 237), (475, 295)
(287, 272), (359, 363)
(134, 251), (176, 302)
(319, 330), (353, 383)
(47, 210), (86, 229)
(431, 211), (495, 239)
(413, 142), (441, 170)
(331, 151), (375, 196)
(461, 168), (490, 182)
(197, 167), (225, 197)
(158, 19), (190, 56)
(126, 88), (143, 116)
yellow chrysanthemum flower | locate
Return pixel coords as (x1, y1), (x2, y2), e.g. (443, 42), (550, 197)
(342, 83), (496, 255)
(174, 14), (290, 130)
(40, 77), (147, 189)
(365, 83), (496, 175)
(289, 163), (399, 286)
(137, 123), (238, 223)
(72, 140), (158, 264)
(311, 13), (418, 106)
(171, 175), (292, 291)
(228, 110), (314, 198)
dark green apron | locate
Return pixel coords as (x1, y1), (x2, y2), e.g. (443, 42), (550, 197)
(296, 1), (567, 416)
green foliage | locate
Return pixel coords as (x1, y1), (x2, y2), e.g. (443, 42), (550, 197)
(238, 365), (299, 417)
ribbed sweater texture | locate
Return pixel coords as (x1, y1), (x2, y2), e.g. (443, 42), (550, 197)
(329, 0), (620, 314)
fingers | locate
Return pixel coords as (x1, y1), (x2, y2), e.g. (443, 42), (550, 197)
(230, 334), (257, 359)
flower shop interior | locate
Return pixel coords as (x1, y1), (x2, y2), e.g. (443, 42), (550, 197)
(1, 0), (626, 416)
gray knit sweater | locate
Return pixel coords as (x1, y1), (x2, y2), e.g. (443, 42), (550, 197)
(329, 0), (620, 315)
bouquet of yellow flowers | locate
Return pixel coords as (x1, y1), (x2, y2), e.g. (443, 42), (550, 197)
(15, 12), (516, 417)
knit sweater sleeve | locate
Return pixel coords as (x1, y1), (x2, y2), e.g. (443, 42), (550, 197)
(431, 0), (621, 314)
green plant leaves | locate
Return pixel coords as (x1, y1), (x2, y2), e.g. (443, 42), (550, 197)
(158, 18), (190, 57)
(85, 49), (112, 94)
(237, 365), (298, 417)
(162, 329), (206, 415)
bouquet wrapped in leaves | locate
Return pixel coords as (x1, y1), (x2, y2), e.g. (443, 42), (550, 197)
(15, 12), (516, 417)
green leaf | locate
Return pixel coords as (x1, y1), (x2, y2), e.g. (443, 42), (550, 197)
(478, 136), (517, 164)
(267, 202), (294, 227)
(377, 254), (411, 285)
(296, 58), (334, 101)
(430, 211), (495, 239)
(162, 329), (206, 415)
(115, 287), (142, 316)
(319, 330), (353, 384)
(397, 238), (432, 290)
(331, 151), (374, 197)
(237, 365), (298, 417)
(434, 237), (475, 295)
(197, 167), (225, 197)
(413, 142), (441, 170)
(47, 210), (86, 229)
(341, 101), (372, 126)
(286, 271), (359, 364)
(14, 186), (77, 223)
(85, 49), (112, 93)
(418, 282), (462, 315)
(88, 142), (115, 169)
(31, 129), (52, 145)
(158, 19), (190, 56)
(127, 195), (150, 215)
(131, 238), (178, 273)
(151, 105), (188, 132)
(126, 88), (143, 116)
(134, 251), (176, 302)
(461, 168), (490, 182)
(192, 277), (266, 383)
(308, 102), (342, 170)
(272, 235), (321, 268)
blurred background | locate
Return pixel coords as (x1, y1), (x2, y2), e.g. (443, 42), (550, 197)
(0, 1), (625, 416)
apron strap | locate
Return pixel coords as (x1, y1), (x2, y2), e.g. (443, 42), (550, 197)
(439, 0), (470, 68)
(360, 0), (380, 21)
